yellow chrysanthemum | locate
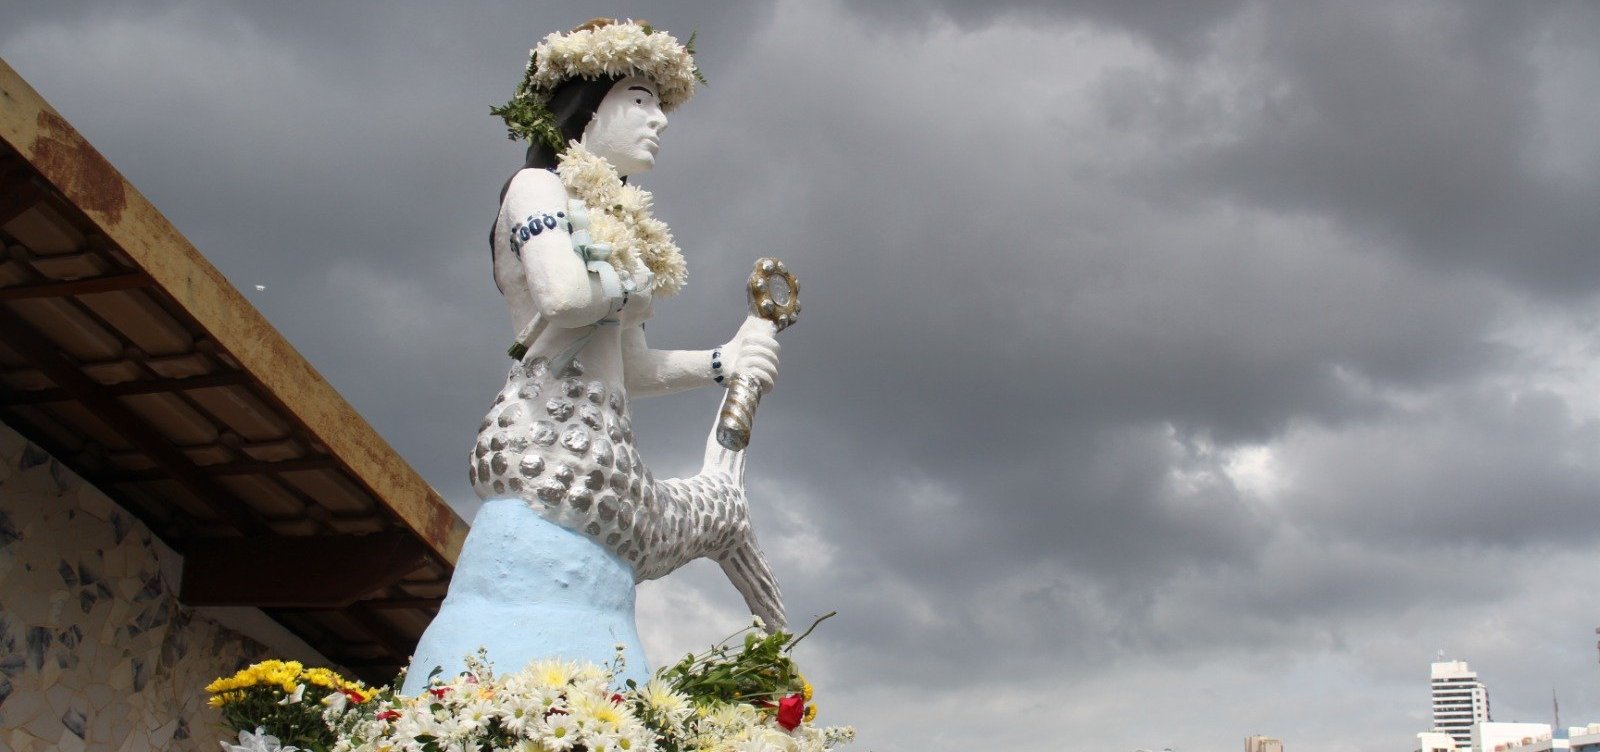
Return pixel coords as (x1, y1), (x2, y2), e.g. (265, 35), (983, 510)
(571, 692), (628, 731)
(640, 679), (691, 720)
(302, 667), (341, 689)
(210, 660), (297, 693)
(529, 658), (578, 689)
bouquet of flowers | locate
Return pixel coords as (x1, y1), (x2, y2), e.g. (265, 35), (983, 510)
(206, 660), (376, 751)
(208, 616), (854, 752)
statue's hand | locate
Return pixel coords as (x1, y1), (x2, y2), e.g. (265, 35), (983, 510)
(722, 316), (780, 392)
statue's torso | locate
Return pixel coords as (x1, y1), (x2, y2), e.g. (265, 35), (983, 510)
(471, 352), (651, 558)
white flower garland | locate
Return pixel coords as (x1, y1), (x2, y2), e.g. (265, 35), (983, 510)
(494, 20), (702, 151)
(528, 21), (699, 112)
(557, 141), (687, 297)
(317, 655), (854, 752)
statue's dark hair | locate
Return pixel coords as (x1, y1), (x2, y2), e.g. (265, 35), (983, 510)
(491, 74), (622, 288)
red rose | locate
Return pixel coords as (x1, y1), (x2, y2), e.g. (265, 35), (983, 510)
(341, 688), (366, 704)
(429, 688), (448, 699)
(611, 693), (625, 705)
(376, 709), (401, 722)
(776, 693), (805, 731)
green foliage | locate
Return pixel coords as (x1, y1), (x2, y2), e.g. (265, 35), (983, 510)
(685, 30), (708, 86)
(216, 696), (335, 752)
(659, 612), (834, 708)
(490, 49), (567, 151)
(489, 93), (565, 152)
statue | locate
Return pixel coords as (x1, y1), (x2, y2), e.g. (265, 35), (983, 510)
(404, 19), (792, 692)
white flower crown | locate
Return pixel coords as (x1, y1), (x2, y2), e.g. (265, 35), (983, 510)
(493, 19), (702, 149)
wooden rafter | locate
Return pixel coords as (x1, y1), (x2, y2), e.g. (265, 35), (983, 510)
(0, 305), (273, 535)
(276, 596), (444, 612)
(0, 370), (253, 405)
(101, 456), (338, 484)
(0, 159), (45, 225)
(179, 532), (431, 609)
(343, 608), (421, 668)
(0, 271), (150, 301)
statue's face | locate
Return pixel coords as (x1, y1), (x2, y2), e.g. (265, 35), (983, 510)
(582, 75), (667, 177)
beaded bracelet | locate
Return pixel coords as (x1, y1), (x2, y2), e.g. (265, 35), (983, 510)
(711, 348), (724, 384)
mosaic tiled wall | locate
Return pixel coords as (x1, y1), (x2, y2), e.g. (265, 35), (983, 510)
(0, 422), (271, 751)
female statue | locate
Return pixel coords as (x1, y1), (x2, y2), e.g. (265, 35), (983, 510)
(405, 19), (783, 691)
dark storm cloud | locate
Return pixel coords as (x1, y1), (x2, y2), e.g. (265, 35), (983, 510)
(1281, 384), (1600, 547)
(6, 1), (1600, 749)
(1183, 3), (1600, 295)
(843, 0), (1249, 57)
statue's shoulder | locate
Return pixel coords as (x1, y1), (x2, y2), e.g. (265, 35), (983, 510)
(502, 168), (569, 212)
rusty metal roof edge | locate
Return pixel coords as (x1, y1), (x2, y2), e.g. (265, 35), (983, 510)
(0, 57), (467, 564)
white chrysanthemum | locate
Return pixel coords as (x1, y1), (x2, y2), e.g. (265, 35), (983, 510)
(221, 728), (289, 752)
(731, 728), (801, 752)
(639, 679), (693, 724)
(584, 730), (623, 752)
(392, 712), (430, 741)
(542, 713), (581, 751)
(456, 697), (498, 732)
(526, 659), (580, 689)
(569, 692), (631, 734)
(500, 670), (540, 698)
(615, 185), (652, 214)
(616, 726), (654, 752)
(704, 702), (763, 732)
(824, 726), (856, 742)
(500, 701), (535, 736)
(554, 142), (688, 297)
(528, 21), (698, 112)
(527, 688), (565, 723)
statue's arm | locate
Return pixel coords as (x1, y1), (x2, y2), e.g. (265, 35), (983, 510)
(622, 318), (781, 400)
(621, 325), (715, 398)
(502, 169), (614, 328)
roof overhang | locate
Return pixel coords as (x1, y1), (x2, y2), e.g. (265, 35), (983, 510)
(0, 57), (469, 681)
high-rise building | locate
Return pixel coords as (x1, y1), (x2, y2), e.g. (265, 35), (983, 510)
(1417, 731), (1458, 752)
(1433, 660), (1492, 750)
(1246, 736), (1284, 752)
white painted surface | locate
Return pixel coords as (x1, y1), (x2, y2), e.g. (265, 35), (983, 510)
(581, 75), (667, 179)
(1419, 731), (1460, 752)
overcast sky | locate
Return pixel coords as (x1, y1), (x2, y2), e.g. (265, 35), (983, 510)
(6, 2), (1600, 750)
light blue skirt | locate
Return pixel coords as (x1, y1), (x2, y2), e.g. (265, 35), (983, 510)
(400, 498), (649, 695)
